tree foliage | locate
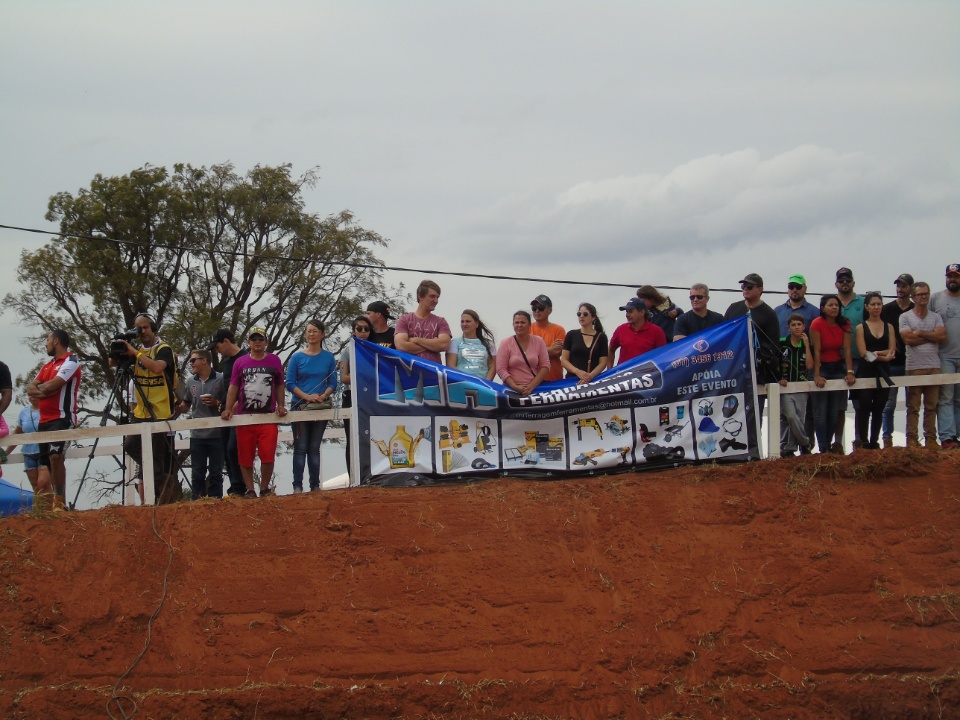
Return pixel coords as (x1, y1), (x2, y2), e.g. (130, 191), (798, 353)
(3, 162), (402, 421)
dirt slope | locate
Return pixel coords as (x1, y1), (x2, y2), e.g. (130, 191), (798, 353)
(1, 448), (958, 719)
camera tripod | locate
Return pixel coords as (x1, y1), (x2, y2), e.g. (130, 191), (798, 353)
(72, 360), (186, 508)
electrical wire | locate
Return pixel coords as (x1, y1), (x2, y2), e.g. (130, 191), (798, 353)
(0, 221), (790, 296)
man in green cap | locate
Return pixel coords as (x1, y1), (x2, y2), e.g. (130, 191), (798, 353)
(775, 274), (818, 337)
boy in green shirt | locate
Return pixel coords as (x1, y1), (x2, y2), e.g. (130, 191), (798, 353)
(779, 313), (814, 456)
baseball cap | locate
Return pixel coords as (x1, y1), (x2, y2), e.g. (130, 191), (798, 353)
(248, 326), (268, 339)
(894, 273), (915, 286)
(619, 297), (645, 312)
(366, 300), (393, 319)
(531, 294), (553, 308)
(739, 273), (763, 287)
(208, 328), (235, 351)
(836, 267), (854, 280)
(787, 274), (806, 286)
(946, 264), (960, 276)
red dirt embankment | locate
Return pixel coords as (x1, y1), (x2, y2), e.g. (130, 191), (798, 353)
(1, 449), (958, 719)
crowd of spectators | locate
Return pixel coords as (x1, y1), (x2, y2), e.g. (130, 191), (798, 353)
(2, 265), (958, 505)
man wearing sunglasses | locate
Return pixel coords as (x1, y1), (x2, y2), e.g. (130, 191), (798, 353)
(775, 274), (818, 338)
(177, 349), (226, 499)
(724, 274), (782, 427)
(673, 284), (723, 342)
(529, 294), (565, 381)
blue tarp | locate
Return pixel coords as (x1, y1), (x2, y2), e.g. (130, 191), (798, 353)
(0, 476), (34, 517)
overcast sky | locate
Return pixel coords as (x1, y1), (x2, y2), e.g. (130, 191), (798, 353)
(1, 0), (958, 390)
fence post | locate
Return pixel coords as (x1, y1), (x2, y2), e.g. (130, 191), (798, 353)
(141, 424), (155, 505)
(766, 383), (781, 459)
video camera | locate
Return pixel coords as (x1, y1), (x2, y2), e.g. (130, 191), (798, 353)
(110, 327), (140, 365)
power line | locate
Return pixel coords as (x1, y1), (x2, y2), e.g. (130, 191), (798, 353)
(0, 221), (849, 298)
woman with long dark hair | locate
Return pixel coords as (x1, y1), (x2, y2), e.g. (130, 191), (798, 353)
(853, 291), (896, 449)
(560, 302), (608, 384)
(338, 316), (371, 475)
(286, 319), (338, 492)
(496, 311), (550, 396)
(810, 295), (856, 453)
(446, 309), (497, 380)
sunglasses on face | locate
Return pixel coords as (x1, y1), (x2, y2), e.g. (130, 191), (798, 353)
(741, 284), (755, 291)
(188, 358), (201, 364)
(689, 294), (705, 301)
(354, 326), (371, 332)
(837, 276), (853, 283)
(576, 311), (591, 317)
(787, 283), (803, 291)
(531, 305), (546, 312)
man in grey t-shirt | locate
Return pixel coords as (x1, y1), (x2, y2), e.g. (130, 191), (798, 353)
(900, 282), (946, 448)
(177, 349), (227, 498)
(930, 263), (960, 448)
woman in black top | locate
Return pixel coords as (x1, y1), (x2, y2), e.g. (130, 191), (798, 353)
(854, 292), (896, 449)
(560, 303), (609, 384)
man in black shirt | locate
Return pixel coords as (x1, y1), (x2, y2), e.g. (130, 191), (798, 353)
(210, 329), (249, 497)
(880, 273), (914, 448)
(724, 273), (782, 428)
(365, 301), (396, 348)
(673, 283), (724, 341)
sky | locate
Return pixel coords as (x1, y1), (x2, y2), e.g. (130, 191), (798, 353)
(1, 0), (958, 393)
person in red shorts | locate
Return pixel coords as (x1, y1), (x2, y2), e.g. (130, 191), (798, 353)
(221, 327), (288, 498)
(608, 298), (666, 367)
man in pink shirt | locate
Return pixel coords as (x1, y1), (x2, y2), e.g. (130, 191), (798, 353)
(394, 279), (453, 365)
(608, 297), (667, 366)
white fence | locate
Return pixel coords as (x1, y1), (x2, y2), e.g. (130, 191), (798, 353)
(5, 372), (959, 507)
(762, 372), (960, 458)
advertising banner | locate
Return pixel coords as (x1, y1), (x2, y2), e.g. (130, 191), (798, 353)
(351, 315), (760, 486)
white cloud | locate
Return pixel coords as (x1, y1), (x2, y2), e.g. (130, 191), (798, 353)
(461, 146), (957, 264)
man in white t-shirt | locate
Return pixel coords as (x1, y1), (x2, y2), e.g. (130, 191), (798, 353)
(900, 282), (946, 448)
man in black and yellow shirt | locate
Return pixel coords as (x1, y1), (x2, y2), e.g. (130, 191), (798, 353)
(114, 313), (180, 504)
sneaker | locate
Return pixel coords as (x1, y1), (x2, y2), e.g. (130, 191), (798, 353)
(292, 486), (303, 494)
(941, 438), (959, 450)
(882, 437), (893, 449)
(780, 450), (796, 458)
(243, 490), (258, 499)
(831, 441), (844, 455)
(260, 486), (274, 497)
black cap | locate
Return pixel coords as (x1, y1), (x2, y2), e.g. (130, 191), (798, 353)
(531, 294), (552, 308)
(739, 273), (763, 287)
(366, 301), (393, 320)
(836, 267), (854, 280)
(208, 328), (235, 352)
(894, 273), (914, 286)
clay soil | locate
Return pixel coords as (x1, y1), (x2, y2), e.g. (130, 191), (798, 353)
(1, 448), (958, 720)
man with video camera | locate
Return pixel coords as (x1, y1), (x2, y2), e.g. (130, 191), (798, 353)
(112, 313), (181, 504)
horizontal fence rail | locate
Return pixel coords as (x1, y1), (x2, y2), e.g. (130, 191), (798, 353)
(3, 372), (958, 506)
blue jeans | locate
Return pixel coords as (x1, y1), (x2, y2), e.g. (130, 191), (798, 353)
(881, 365), (905, 440)
(812, 361), (846, 452)
(190, 437), (224, 499)
(938, 356), (960, 441)
(293, 419), (327, 490)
